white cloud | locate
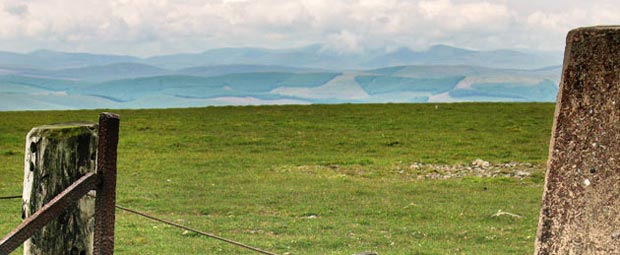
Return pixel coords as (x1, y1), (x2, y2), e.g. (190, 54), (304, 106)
(417, 0), (514, 34)
(322, 30), (364, 54)
(0, 0), (619, 56)
(521, 2), (620, 50)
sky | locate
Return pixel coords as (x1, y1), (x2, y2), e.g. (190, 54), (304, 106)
(1, 0), (620, 57)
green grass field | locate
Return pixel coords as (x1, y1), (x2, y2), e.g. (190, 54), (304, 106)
(0, 103), (555, 254)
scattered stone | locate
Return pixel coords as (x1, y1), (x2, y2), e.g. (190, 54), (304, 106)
(515, 171), (531, 178)
(284, 161), (543, 180)
(406, 161), (542, 180)
(471, 159), (490, 168)
(409, 163), (422, 169)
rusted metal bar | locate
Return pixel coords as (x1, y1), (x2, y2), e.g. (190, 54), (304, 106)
(93, 112), (120, 255)
(0, 172), (97, 255)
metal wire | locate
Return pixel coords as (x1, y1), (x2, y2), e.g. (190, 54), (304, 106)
(3, 194), (279, 255)
(85, 194), (279, 255)
(0, 195), (21, 200)
(114, 204), (279, 255)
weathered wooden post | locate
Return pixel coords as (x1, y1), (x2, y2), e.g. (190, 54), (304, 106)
(4, 112), (120, 255)
(22, 122), (98, 255)
(535, 26), (620, 254)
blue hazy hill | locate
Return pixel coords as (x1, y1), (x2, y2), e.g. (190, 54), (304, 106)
(0, 45), (564, 111)
(140, 44), (562, 70)
(143, 45), (357, 70)
(355, 75), (464, 95)
(19, 63), (171, 82)
(366, 45), (562, 70)
(0, 50), (139, 70)
(449, 80), (558, 102)
(0, 44), (562, 71)
(176, 64), (324, 77)
(72, 72), (340, 102)
(0, 74), (85, 91)
(0, 63), (560, 110)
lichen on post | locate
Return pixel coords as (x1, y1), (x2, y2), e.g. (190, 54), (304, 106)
(22, 122), (98, 255)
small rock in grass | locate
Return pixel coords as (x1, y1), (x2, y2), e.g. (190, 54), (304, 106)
(515, 171), (531, 178)
(471, 159), (490, 168)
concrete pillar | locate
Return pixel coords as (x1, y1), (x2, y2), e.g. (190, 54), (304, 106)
(536, 26), (620, 254)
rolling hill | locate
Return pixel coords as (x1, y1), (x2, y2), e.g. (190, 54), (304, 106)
(0, 44), (562, 70)
(0, 65), (560, 110)
(0, 45), (563, 110)
(0, 50), (139, 70)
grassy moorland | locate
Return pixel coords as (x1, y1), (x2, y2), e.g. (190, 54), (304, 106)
(0, 103), (554, 254)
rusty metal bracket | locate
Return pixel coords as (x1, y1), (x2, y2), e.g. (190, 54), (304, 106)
(93, 112), (120, 255)
(0, 172), (98, 255)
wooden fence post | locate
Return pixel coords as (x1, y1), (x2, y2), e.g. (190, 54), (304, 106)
(22, 122), (98, 255)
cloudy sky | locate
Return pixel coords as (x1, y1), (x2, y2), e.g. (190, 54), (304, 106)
(1, 0), (619, 56)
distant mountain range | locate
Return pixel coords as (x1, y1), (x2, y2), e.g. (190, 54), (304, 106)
(0, 44), (563, 111)
(0, 44), (562, 70)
